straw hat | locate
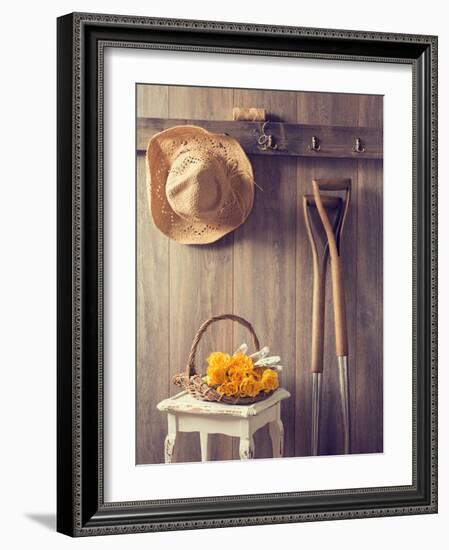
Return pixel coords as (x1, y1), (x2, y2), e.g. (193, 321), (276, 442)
(146, 125), (254, 244)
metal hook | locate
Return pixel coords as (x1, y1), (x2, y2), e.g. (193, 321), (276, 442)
(352, 137), (365, 153)
(256, 121), (278, 151)
(309, 136), (321, 152)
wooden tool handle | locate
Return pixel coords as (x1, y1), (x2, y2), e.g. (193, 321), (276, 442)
(312, 178), (351, 192)
(312, 179), (351, 356)
(303, 194), (341, 209)
(310, 263), (327, 372)
(303, 196), (329, 373)
(328, 256), (348, 356)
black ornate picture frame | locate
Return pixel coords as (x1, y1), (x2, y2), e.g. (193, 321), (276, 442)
(57, 12), (438, 536)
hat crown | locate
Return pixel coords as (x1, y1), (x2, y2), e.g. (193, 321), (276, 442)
(166, 151), (230, 223)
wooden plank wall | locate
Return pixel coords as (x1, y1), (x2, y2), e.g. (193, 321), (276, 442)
(136, 84), (383, 464)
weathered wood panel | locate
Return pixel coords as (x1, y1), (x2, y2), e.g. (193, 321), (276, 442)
(358, 95), (384, 128)
(136, 85), (169, 465)
(167, 86), (235, 463)
(136, 84), (383, 464)
(354, 159), (383, 453)
(232, 88), (298, 460)
(295, 156), (316, 456)
(295, 92), (359, 456)
(354, 95), (384, 453)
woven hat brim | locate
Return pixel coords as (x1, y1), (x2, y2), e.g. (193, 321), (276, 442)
(146, 126), (254, 245)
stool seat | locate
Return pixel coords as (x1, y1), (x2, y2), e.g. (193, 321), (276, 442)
(157, 388), (290, 462)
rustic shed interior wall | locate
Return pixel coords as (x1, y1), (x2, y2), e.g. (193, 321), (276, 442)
(136, 84), (383, 464)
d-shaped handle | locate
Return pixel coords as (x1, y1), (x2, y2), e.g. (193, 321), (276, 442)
(312, 179), (351, 357)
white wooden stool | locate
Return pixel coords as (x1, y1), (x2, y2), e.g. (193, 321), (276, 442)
(157, 388), (290, 462)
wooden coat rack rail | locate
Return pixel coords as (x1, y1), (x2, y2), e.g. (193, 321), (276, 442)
(137, 117), (383, 160)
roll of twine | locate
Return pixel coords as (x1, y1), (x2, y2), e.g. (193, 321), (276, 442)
(232, 107), (266, 121)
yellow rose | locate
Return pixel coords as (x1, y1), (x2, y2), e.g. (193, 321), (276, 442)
(253, 367), (264, 381)
(228, 352), (254, 373)
(239, 375), (261, 398)
(207, 365), (227, 386)
(207, 352), (230, 385)
(229, 370), (245, 384)
(253, 379), (263, 396)
(261, 369), (279, 392)
(217, 380), (239, 397)
(208, 352), (231, 369)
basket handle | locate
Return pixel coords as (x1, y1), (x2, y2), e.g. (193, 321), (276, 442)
(186, 314), (260, 378)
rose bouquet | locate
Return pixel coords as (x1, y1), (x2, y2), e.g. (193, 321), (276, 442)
(205, 344), (282, 399)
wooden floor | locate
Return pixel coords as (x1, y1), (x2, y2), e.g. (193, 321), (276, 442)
(136, 84), (383, 464)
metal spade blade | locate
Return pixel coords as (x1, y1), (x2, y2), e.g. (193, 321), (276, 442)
(311, 372), (323, 456)
(337, 356), (350, 454)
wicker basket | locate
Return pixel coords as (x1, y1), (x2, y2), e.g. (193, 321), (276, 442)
(172, 313), (274, 405)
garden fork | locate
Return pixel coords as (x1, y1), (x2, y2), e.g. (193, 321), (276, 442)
(303, 178), (351, 455)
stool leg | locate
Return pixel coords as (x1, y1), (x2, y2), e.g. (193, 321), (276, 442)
(164, 435), (176, 464)
(200, 432), (211, 462)
(239, 419), (255, 459)
(239, 436), (255, 460)
(164, 413), (177, 464)
(268, 404), (284, 458)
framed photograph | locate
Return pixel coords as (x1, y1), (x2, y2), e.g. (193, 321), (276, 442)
(57, 12), (438, 536)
